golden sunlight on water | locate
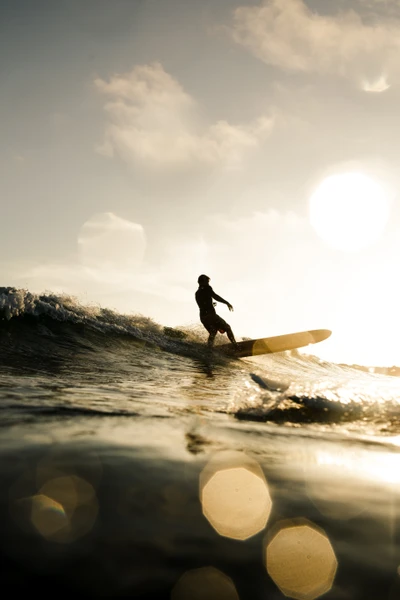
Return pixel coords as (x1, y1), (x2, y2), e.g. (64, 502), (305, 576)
(265, 521), (337, 600)
(315, 448), (400, 486)
(171, 566), (240, 600)
(200, 451), (272, 540)
(300, 446), (400, 523)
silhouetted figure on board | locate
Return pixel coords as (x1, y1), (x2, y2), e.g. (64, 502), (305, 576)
(195, 274), (238, 349)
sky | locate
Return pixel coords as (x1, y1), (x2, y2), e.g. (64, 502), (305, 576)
(2, 0), (400, 366)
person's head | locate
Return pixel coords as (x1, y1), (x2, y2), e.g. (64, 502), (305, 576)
(198, 274), (210, 286)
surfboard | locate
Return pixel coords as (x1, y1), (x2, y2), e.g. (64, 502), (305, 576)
(217, 329), (331, 358)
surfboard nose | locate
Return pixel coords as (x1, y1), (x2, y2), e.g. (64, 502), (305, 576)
(309, 330), (332, 343)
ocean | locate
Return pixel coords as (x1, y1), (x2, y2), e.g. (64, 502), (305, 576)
(1, 286), (400, 599)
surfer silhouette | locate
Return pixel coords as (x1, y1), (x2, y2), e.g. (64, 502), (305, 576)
(195, 274), (239, 349)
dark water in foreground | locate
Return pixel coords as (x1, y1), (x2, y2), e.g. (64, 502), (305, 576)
(1, 287), (400, 599)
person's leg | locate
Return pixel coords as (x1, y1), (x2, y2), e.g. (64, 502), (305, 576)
(201, 315), (219, 348)
(225, 324), (238, 346)
(207, 328), (217, 348)
(214, 315), (239, 348)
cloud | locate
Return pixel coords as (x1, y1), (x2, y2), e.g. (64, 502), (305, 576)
(362, 74), (391, 92)
(95, 62), (274, 168)
(202, 209), (314, 290)
(78, 212), (146, 271)
(12, 211), (192, 316)
(9, 208), (317, 330)
(230, 0), (400, 85)
(14, 213), (146, 290)
(356, 0), (400, 10)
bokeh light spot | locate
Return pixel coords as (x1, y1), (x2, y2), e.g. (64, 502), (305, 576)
(33, 475), (98, 543)
(12, 473), (98, 544)
(266, 523), (337, 600)
(171, 566), (240, 600)
(30, 494), (68, 537)
(201, 465), (271, 540)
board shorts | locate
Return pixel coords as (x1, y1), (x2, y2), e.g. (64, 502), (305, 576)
(200, 313), (229, 335)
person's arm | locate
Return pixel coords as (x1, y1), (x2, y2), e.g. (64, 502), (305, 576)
(211, 290), (234, 311)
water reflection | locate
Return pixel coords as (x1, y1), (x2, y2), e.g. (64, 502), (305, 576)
(304, 446), (400, 520)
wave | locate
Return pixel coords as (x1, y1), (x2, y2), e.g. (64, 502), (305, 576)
(3, 287), (400, 434)
(0, 287), (166, 338)
(0, 287), (216, 371)
(229, 355), (400, 432)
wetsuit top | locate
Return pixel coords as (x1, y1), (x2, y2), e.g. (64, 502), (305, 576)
(195, 284), (228, 318)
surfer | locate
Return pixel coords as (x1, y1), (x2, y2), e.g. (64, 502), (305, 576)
(195, 274), (239, 349)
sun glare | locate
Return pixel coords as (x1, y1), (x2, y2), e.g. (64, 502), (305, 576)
(309, 173), (389, 251)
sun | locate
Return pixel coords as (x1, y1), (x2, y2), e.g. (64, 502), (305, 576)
(309, 172), (390, 251)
